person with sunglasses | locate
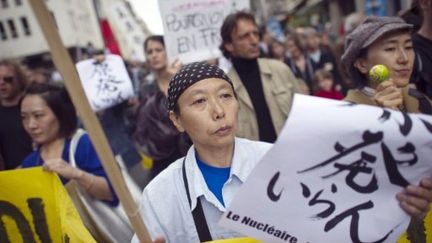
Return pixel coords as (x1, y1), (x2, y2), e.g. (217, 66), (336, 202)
(0, 60), (33, 171)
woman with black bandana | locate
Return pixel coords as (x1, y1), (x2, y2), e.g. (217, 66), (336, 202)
(131, 62), (432, 243)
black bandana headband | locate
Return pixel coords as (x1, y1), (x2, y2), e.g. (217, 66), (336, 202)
(167, 62), (233, 111)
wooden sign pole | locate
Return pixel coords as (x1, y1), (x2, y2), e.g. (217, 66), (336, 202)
(27, 0), (151, 242)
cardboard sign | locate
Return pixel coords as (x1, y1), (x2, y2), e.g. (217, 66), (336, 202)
(158, 0), (250, 64)
(220, 95), (432, 243)
(76, 54), (134, 111)
(0, 167), (95, 242)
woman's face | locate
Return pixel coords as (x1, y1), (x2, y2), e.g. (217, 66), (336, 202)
(21, 94), (60, 145)
(145, 40), (167, 71)
(270, 41), (285, 59)
(286, 39), (301, 58)
(355, 31), (414, 88)
(169, 78), (239, 150)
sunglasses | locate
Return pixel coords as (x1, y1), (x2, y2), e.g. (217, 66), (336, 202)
(0, 76), (14, 83)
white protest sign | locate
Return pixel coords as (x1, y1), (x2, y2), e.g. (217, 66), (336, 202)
(220, 95), (432, 243)
(158, 0), (250, 64)
(76, 54), (134, 111)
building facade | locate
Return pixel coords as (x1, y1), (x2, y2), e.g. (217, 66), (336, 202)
(0, 0), (104, 60)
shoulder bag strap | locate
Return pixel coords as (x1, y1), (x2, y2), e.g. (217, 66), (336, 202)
(182, 158), (213, 242)
(69, 128), (87, 168)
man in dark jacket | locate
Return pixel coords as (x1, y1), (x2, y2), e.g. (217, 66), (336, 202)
(0, 60), (32, 170)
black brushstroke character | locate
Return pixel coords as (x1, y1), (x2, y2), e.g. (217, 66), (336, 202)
(321, 152), (378, 194)
(96, 75), (123, 96)
(397, 112), (413, 136)
(324, 200), (394, 243)
(382, 142), (417, 188)
(301, 183), (337, 219)
(298, 130), (383, 174)
(267, 171), (283, 202)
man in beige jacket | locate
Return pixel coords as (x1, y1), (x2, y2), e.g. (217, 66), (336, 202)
(220, 11), (302, 142)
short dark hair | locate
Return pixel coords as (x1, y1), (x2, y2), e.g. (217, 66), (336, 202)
(0, 60), (28, 92)
(24, 83), (77, 138)
(219, 11), (257, 58)
(144, 35), (165, 52)
(399, 0), (422, 31)
(315, 69), (334, 82)
(285, 33), (305, 52)
(346, 48), (368, 88)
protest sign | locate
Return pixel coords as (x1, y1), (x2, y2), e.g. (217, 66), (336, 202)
(76, 54), (134, 112)
(158, 0), (250, 64)
(220, 95), (432, 243)
(0, 167), (95, 242)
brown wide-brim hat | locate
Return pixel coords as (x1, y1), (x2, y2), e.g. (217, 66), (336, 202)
(341, 16), (413, 74)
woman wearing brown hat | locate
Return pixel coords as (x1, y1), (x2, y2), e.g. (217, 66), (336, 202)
(130, 61), (432, 243)
(341, 15), (432, 242)
(341, 16), (432, 114)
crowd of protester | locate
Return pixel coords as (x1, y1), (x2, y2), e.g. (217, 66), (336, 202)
(1, 0), (432, 241)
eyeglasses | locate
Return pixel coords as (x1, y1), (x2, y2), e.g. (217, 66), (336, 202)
(0, 76), (14, 83)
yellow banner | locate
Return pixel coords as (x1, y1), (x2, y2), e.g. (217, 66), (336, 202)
(397, 208), (432, 243)
(0, 167), (95, 243)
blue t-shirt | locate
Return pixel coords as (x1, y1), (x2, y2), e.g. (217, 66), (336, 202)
(22, 134), (118, 206)
(196, 155), (231, 206)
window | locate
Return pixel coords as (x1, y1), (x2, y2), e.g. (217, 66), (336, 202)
(20, 16), (30, 35)
(1, 0), (9, 8)
(7, 19), (18, 38)
(0, 21), (7, 40)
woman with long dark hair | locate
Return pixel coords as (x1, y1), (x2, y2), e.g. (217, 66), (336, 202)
(133, 35), (191, 180)
(20, 82), (116, 204)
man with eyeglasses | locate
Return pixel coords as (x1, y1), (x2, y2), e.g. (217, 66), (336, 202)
(0, 60), (32, 170)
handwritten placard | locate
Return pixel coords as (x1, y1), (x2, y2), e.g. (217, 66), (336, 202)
(220, 95), (432, 243)
(76, 54), (134, 111)
(158, 0), (250, 64)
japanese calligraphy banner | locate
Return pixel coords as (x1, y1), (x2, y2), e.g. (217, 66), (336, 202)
(0, 167), (95, 242)
(220, 94), (432, 243)
(158, 0), (250, 64)
(76, 54), (134, 111)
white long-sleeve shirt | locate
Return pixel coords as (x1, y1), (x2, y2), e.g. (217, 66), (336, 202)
(131, 137), (272, 243)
